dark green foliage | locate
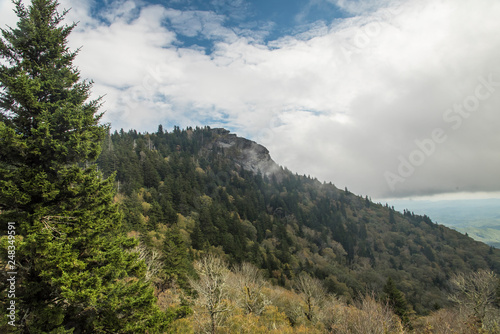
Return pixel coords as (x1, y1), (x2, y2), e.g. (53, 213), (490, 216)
(95, 126), (500, 316)
(0, 1), (168, 332)
(496, 279), (500, 308)
(389, 209), (396, 225)
(163, 227), (191, 288)
(384, 277), (410, 325)
(0, 0), (103, 169)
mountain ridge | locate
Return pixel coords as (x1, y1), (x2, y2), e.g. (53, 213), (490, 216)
(97, 125), (500, 316)
(204, 128), (284, 178)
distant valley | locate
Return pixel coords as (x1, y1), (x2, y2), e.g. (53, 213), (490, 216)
(389, 199), (500, 248)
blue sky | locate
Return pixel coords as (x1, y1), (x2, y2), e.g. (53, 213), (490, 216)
(88, 0), (353, 52)
(2, 0), (500, 201)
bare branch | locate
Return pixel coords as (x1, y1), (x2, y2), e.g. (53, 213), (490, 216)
(189, 254), (231, 334)
(449, 270), (498, 329)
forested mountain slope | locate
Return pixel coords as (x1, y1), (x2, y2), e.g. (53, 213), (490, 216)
(96, 126), (500, 316)
(1, 1), (497, 331)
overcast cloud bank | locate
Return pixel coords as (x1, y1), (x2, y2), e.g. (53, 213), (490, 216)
(1, 0), (500, 199)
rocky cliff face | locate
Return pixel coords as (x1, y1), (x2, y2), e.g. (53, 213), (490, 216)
(207, 128), (283, 178)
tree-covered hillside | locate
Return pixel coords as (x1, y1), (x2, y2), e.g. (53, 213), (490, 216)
(96, 126), (500, 317)
(1, 1), (499, 332)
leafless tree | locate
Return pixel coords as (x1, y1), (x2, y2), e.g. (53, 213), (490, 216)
(351, 293), (404, 334)
(231, 262), (269, 315)
(190, 254), (231, 334)
(327, 293), (404, 334)
(449, 270), (499, 330)
(294, 272), (327, 322)
(134, 242), (162, 282)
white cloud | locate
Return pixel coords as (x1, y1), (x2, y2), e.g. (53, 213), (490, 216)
(330, 0), (396, 15)
(2, 0), (500, 199)
(0, 0), (18, 28)
(163, 9), (238, 42)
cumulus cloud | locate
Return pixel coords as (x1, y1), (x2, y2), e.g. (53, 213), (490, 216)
(163, 9), (236, 42)
(2, 0), (500, 199)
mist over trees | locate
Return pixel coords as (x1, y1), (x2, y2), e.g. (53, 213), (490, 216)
(88, 125), (500, 333)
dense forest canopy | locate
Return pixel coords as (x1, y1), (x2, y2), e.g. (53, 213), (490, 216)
(94, 126), (500, 329)
(1, 1), (500, 333)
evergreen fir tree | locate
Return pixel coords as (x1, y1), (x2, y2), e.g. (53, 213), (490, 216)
(389, 209), (397, 225)
(383, 277), (410, 326)
(0, 1), (168, 332)
(163, 227), (190, 288)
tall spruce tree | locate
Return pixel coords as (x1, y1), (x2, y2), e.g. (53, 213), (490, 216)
(383, 277), (410, 326)
(0, 1), (168, 332)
